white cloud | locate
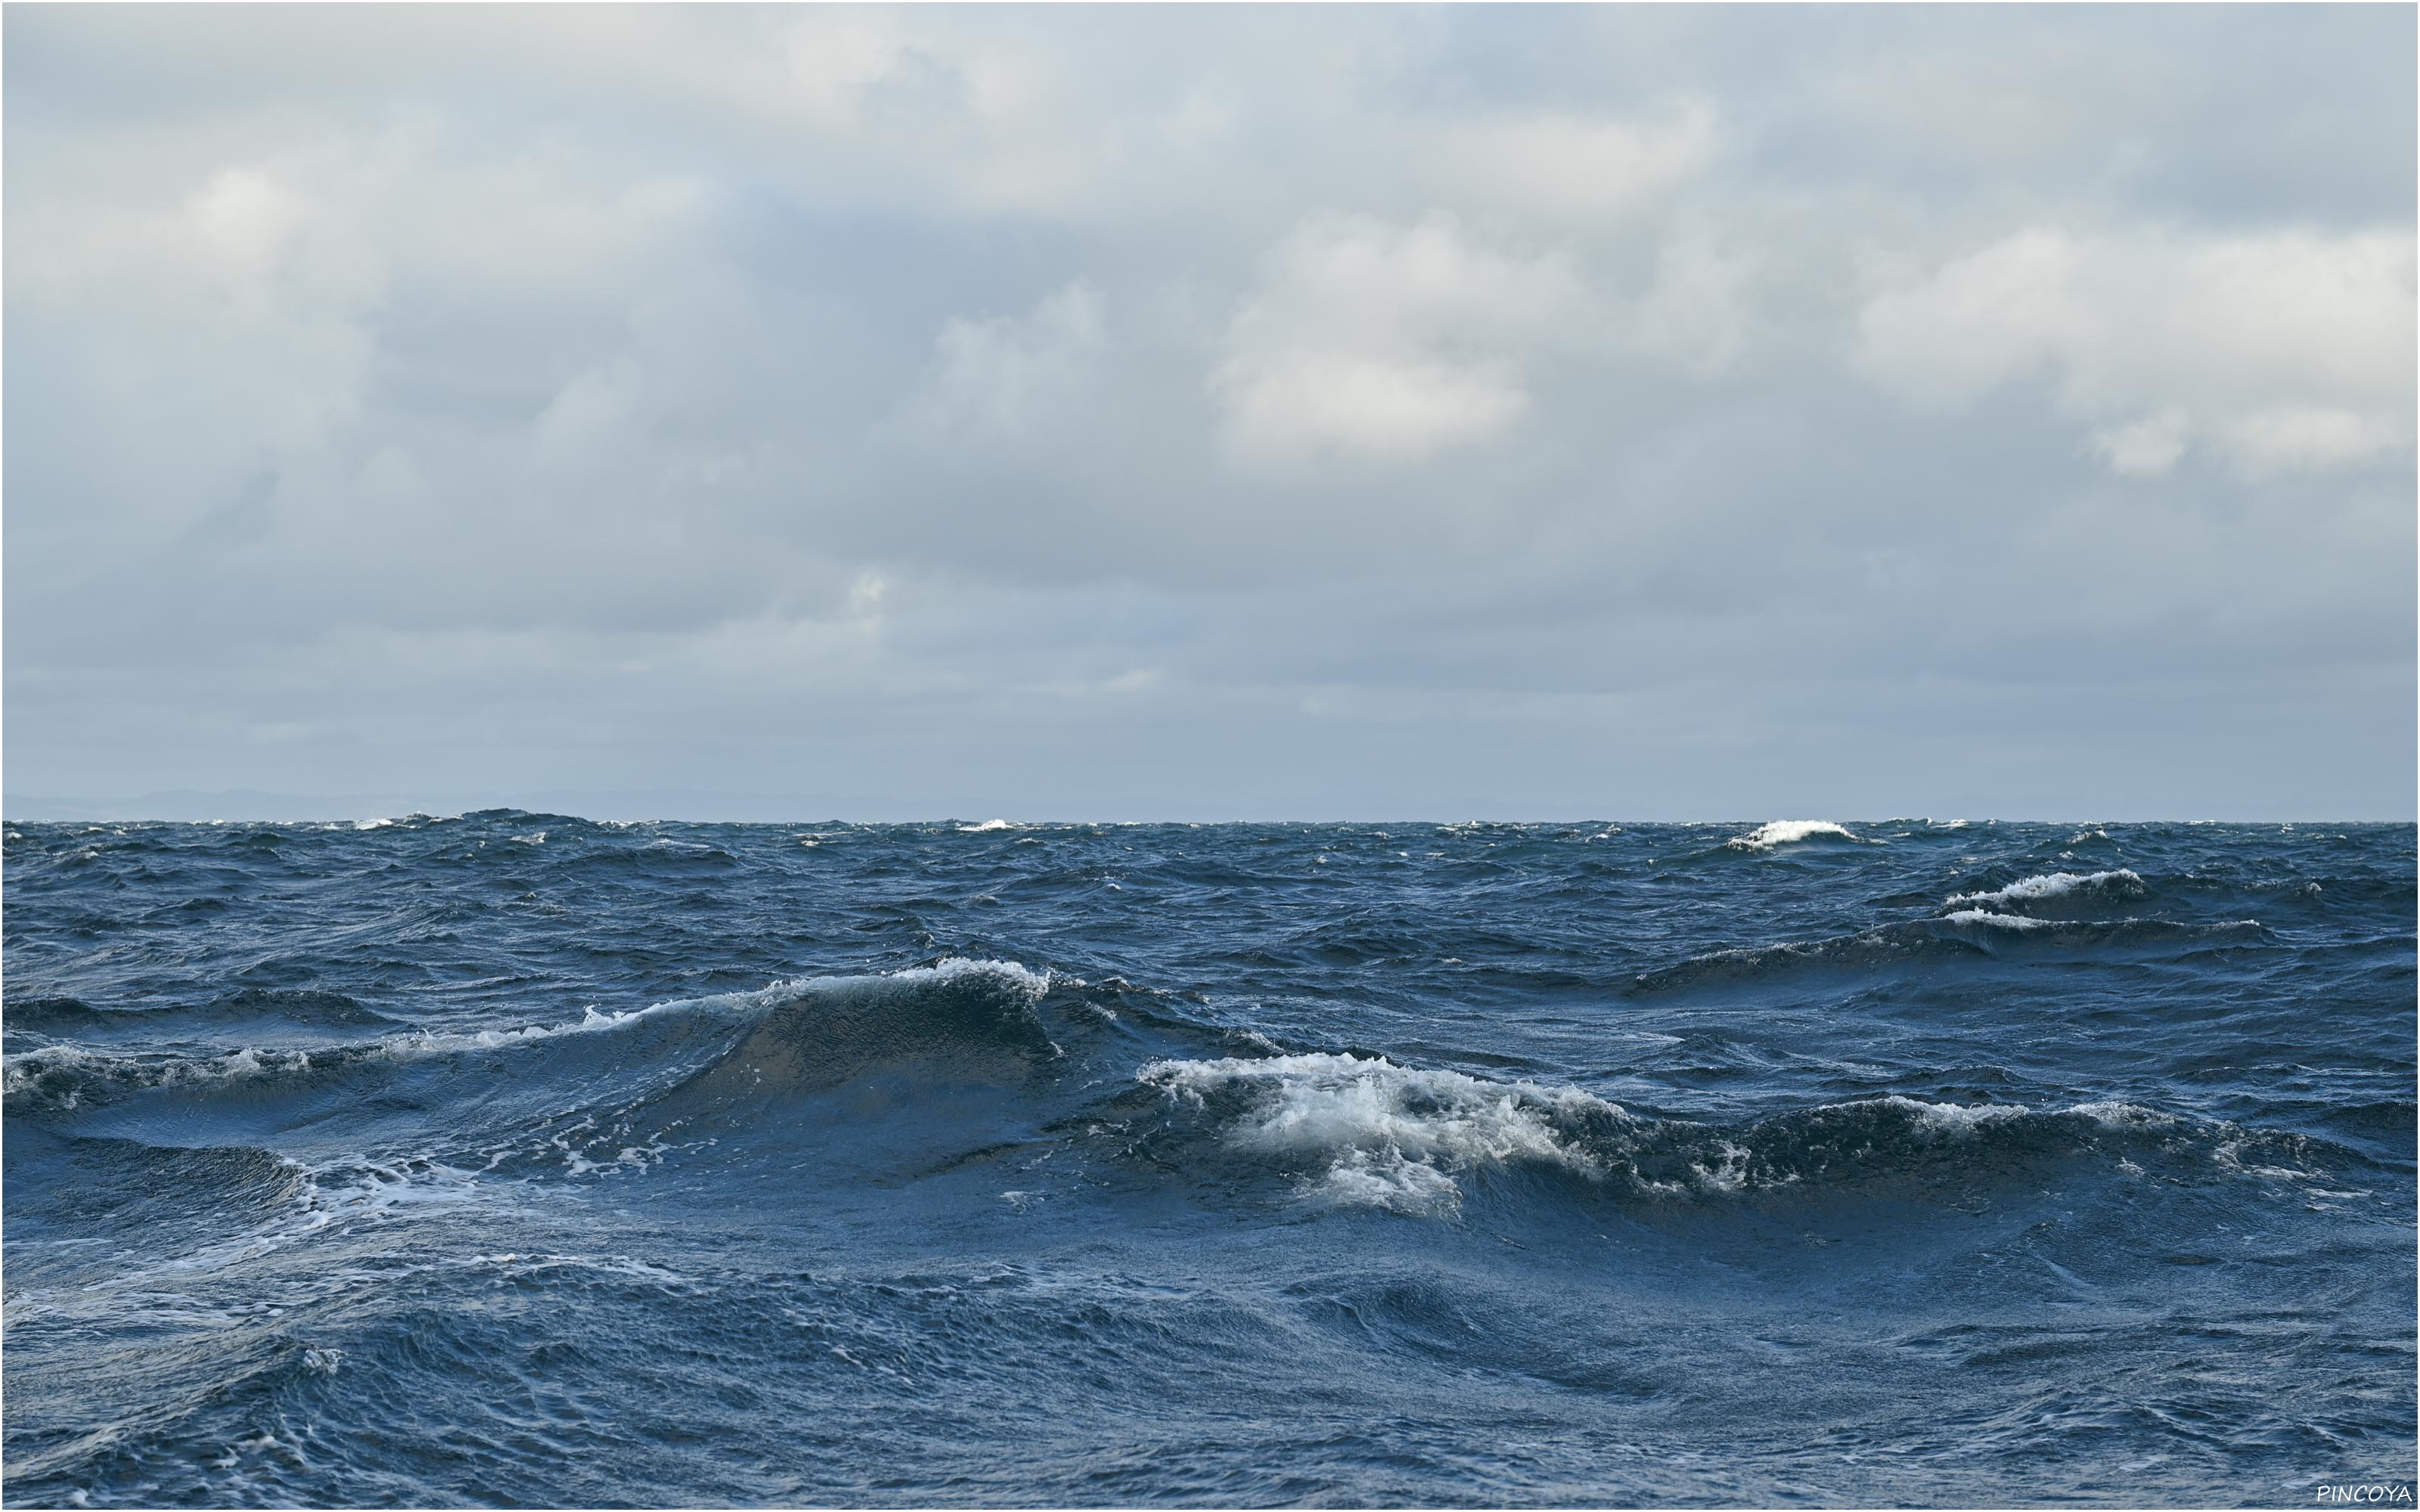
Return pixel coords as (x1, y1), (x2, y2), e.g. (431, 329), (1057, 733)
(192, 167), (300, 272)
(2092, 409), (2191, 479)
(1426, 102), (1718, 228)
(1210, 212), (1597, 464)
(894, 282), (1111, 447)
(1628, 222), (1762, 377)
(532, 357), (650, 474)
(5, 5), (2411, 816)
(2221, 404), (2407, 477)
(1854, 225), (2415, 477)
(1215, 350), (1529, 466)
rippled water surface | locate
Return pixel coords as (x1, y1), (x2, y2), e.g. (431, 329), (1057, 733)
(5, 815), (2413, 1506)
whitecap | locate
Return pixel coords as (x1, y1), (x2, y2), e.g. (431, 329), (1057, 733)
(1311, 1148), (1466, 1216)
(2067, 1100), (2181, 1131)
(1140, 1052), (1620, 1214)
(1726, 820), (1863, 852)
(2, 1042), (318, 1104)
(1870, 1094), (2034, 1133)
(1947, 869), (2146, 907)
(1938, 909), (2055, 931)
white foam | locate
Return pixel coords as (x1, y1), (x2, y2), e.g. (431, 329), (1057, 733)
(379, 1003), (682, 1057)
(2, 1042), (316, 1103)
(958, 819), (1019, 832)
(1872, 1094), (2034, 1133)
(1856, 1094), (2200, 1139)
(354, 817), (395, 831)
(2, 1043), (98, 1089)
(129, 1157), (494, 1282)
(2067, 1100), (2181, 1130)
(1140, 1052), (1620, 1214)
(1939, 909), (2055, 931)
(2211, 1135), (2318, 1182)
(290, 1157), (490, 1228)
(1947, 869), (2145, 907)
(1688, 1139), (1754, 1192)
(1312, 1148), (1466, 1216)
(1726, 820), (1861, 852)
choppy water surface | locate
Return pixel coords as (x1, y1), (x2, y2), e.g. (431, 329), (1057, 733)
(5, 815), (2412, 1506)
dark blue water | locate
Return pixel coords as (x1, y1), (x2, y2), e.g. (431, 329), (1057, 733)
(4, 815), (2412, 1507)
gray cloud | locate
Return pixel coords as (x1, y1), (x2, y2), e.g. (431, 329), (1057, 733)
(6, 4), (2412, 820)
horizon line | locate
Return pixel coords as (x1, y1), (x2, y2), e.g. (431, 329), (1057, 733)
(7, 807), (2413, 829)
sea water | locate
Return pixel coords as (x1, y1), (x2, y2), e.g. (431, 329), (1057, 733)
(4, 816), (2412, 1504)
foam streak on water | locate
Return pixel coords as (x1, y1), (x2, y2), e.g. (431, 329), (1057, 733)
(3, 815), (2412, 1505)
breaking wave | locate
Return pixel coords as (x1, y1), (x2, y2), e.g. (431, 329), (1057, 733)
(1129, 1051), (2348, 1219)
(5, 813), (2409, 1508)
(1947, 869), (2149, 909)
(2, 959), (1060, 1117)
(1138, 1052), (1612, 1215)
(1725, 820), (1865, 852)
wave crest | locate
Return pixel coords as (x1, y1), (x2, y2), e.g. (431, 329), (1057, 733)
(1130, 1054), (2346, 1219)
(582, 959), (1066, 1138)
(1140, 1052), (1616, 1215)
(3, 959), (1062, 1117)
(1726, 820), (1863, 852)
(1630, 915), (2263, 991)
(1947, 869), (2149, 909)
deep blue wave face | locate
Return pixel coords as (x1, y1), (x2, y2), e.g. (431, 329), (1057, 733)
(4, 815), (2413, 1506)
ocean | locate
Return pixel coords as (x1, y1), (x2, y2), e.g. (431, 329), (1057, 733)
(3, 814), (2412, 1507)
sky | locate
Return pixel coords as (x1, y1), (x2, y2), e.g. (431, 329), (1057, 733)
(5, 4), (2414, 821)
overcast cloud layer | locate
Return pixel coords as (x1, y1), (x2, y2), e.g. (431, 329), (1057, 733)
(6, 5), (2414, 820)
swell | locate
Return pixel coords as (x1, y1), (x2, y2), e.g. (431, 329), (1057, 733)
(1119, 1051), (2373, 1219)
(1, 959), (1079, 1148)
(1629, 912), (2267, 993)
(6, 988), (402, 1040)
(4, 1128), (306, 1233)
(3, 934), (2395, 1242)
(1943, 866), (2410, 920)
(613, 957), (1066, 1125)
